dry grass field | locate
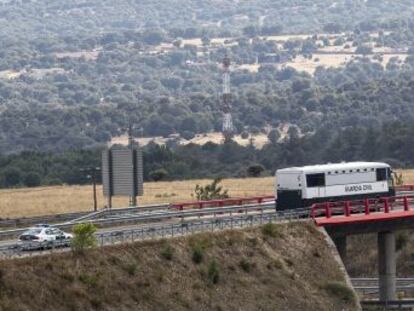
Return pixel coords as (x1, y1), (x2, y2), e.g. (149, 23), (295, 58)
(0, 177), (274, 218)
(112, 132), (271, 149)
(1, 169), (413, 219)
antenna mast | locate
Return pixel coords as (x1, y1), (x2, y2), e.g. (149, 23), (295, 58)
(222, 53), (234, 141)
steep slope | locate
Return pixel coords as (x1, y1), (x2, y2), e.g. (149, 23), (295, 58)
(0, 222), (358, 311)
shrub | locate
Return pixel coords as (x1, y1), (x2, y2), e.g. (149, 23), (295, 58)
(208, 260), (220, 284)
(323, 281), (356, 303)
(160, 244), (174, 260)
(149, 168), (168, 181)
(267, 258), (284, 270)
(124, 262), (138, 276)
(79, 273), (98, 288)
(71, 223), (97, 255)
(394, 172), (404, 186)
(247, 164), (265, 177)
(261, 223), (281, 238)
(0, 268), (4, 287)
(241, 131), (249, 139)
(23, 172), (41, 187)
(192, 246), (204, 264)
(194, 178), (229, 201)
(239, 259), (253, 272)
(2, 167), (21, 187)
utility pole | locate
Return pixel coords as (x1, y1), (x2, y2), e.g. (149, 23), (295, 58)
(80, 167), (101, 211)
(221, 53), (234, 141)
(125, 124), (137, 207)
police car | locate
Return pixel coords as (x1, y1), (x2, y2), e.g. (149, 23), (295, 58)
(18, 225), (73, 250)
(276, 162), (395, 210)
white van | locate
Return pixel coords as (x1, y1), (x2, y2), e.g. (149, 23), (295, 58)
(276, 162), (395, 210)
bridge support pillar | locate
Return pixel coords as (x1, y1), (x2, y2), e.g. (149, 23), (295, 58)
(333, 235), (347, 262)
(378, 231), (396, 302)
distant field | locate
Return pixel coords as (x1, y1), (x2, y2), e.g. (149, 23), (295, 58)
(112, 131), (272, 149)
(0, 170), (413, 219)
(0, 177), (274, 218)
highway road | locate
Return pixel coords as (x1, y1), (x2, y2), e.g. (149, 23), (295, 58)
(0, 206), (309, 258)
(1, 190), (412, 258)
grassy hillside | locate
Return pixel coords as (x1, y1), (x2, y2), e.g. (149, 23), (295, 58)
(0, 223), (358, 311)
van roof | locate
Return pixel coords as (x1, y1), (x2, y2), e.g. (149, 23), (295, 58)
(276, 162), (390, 174)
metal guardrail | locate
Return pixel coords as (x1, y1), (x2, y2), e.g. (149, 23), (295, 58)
(0, 202), (278, 240)
(352, 278), (414, 289)
(361, 299), (414, 309)
(0, 207), (309, 258)
(2, 189), (411, 229)
(0, 203), (170, 228)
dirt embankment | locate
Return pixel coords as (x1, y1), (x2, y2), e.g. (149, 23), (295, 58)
(0, 223), (358, 311)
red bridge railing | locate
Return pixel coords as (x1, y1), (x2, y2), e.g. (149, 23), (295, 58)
(311, 195), (414, 219)
(170, 195), (275, 210)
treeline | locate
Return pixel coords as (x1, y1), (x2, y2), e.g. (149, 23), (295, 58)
(0, 122), (412, 188)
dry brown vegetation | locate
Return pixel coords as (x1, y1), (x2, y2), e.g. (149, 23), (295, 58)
(0, 222), (358, 311)
(0, 177), (274, 218)
(1, 170), (413, 219)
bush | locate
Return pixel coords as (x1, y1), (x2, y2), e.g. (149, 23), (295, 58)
(79, 273), (98, 288)
(24, 172), (41, 187)
(124, 262), (138, 276)
(239, 259), (253, 272)
(149, 168), (168, 181)
(194, 178), (229, 201)
(181, 130), (195, 140)
(261, 223), (281, 238)
(192, 246), (204, 264)
(208, 260), (220, 284)
(2, 167), (22, 187)
(0, 268), (4, 288)
(394, 172), (404, 186)
(247, 164), (265, 177)
(241, 131), (249, 139)
(160, 244), (174, 260)
(323, 281), (356, 303)
(71, 223), (97, 255)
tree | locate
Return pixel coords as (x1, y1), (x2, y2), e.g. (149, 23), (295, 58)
(2, 167), (21, 187)
(355, 45), (373, 55)
(149, 168), (168, 181)
(267, 129), (280, 144)
(241, 131), (249, 139)
(142, 31), (164, 45)
(194, 178), (229, 201)
(243, 25), (258, 38)
(201, 35), (211, 46)
(71, 223), (97, 255)
(323, 23), (342, 34)
(247, 164), (265, 177)
(24, 172), (41, 187)
(181, 130), (195, 140)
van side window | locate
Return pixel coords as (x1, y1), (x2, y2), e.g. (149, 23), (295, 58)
(306, 173), (325, 187)
(376, 168), (387, 181)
